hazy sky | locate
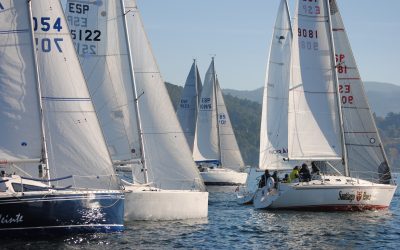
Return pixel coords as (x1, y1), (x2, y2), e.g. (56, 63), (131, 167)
(136, 0), (400, 90)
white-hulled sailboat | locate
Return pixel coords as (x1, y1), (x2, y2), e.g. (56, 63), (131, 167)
(253, 0), (396, 211)
(177, 60), (203, 151)
(66, 0), (208, 220)
(193, 58), (247, 186)
(237, 0), (293, 205)
(0, 0), (124, 234)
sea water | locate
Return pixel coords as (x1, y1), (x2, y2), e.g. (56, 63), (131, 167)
(2, 189), (399, 249)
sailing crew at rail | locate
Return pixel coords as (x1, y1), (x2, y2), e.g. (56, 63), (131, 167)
(288, 166), (300, 183)
(299, 163), (311, 182)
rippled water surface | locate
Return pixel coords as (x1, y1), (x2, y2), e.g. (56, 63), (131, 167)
(2, 190), (400, 249)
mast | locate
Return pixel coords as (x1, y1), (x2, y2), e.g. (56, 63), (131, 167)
(212, 57), (222, 166)
(326, 0), (349, 176)
(27, 1), (50, 182)
(120, 0), (149, 183)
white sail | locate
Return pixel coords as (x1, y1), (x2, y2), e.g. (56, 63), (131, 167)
(215, 78), (244, 171)
(259, 0), (293, 170)
(288, 0), (342, 161)
(0, 1), (43, 166)
(32, 1), (117, 189)
(65, 1), (141, 164)
(177, 60), (202, 151)
(330, 0), (391, 182)
(193, 59), (220, 164)
(124, 0), (204, 190)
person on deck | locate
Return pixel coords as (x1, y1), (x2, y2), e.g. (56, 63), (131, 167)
(258, 169), (271, 188)
(288, 166), (300, 183)
(299, 163), (311, 182)
(311, 161), (320, 176)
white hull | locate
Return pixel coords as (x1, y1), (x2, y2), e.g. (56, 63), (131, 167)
(124, 185), (208, 221)
(200, 168), (247, 186)
(236, 167), (264, 205)
(254, 175), (396, 211)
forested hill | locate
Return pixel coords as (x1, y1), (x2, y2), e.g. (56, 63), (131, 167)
(166, 82), (400, 171)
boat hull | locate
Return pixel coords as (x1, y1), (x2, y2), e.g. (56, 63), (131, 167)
(254, 178), (396, 211)
(200, 168), (247, 186)
(124, 187), (208, 221)
(0, 190), (124, 235)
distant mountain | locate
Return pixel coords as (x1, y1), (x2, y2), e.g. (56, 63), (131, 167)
(223, 81), (400, 117)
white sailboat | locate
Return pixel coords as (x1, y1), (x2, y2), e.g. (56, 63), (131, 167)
(177, 60), (203, 151)
(0, 0), (124, 234)
(253, 0), (396, 211)
(237, 0), (293, 204)
(66, 0), (208, 220)
(193, 58), (247, 186)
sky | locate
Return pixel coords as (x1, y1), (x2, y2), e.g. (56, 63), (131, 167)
(136, 0), (400, 90)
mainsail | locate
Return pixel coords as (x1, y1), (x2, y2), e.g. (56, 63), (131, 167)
(0, 1), (43, 167)
(32, 0), (118, 189)
(177, 60), (202, 151)
(123, 0), (204, 190)
(259, 0), (293, 170)
(288, 0), (342, 161)
(66, 1), (141, 164)
(330, 0), (391, 182)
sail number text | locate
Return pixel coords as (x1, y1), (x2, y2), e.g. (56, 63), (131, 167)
(33, 17), (63, 53)
(66, 3), (100, 55)
(180, 99), (190, 109)
(199, 98), (212, 110)
(336, 54), (354, 105)
(302, 0), (320, 15)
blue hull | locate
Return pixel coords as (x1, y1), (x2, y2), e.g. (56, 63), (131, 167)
(0, 191), (124, 236)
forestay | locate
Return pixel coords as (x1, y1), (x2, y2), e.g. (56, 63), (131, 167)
(177, 60), (202, 151)
(193, 59), (220, 164)
(288, 0), (342, 161)
(32, 0), (118, 189)
(216, 78), (244, 171)
(330, 0), (391, 182)
(259, 0), (293, 170)
(0, 1), (43, 172)
(65, 1), (141, 164)
(124, 0), (204, 190)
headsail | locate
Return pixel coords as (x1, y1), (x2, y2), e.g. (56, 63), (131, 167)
(32, 0), (118, 189)
(123, 0), (204, 190)
(330, 0), (391, 183)
(177, 60), (202, 151)
(288, 0), (342, 161)
(259, 0), (293, 170)
(193, 59), (220, 164)
(0, 1), (43, 168)
(216, 78), (245, 171)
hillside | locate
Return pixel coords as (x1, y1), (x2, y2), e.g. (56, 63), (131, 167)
(166, 82), (400, 171)
(223, 81), (400, 117)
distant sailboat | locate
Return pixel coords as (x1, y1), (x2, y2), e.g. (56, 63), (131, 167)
(193, 58), (247, 186)
(177, 60), (203, 151)
(0, 0), (124, 234)
(253, 0), (396, 210)
(66, 0), (208, 220)
(237, 0), (292, 204)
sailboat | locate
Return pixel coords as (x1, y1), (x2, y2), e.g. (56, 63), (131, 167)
(177, 60), (203, 151)
(253, 0), (396, 210)
(193, 58), (247, 186)
(237, 0), (293, 205)
(65, 0), (208, 220)
(0, 1), (124, 234)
